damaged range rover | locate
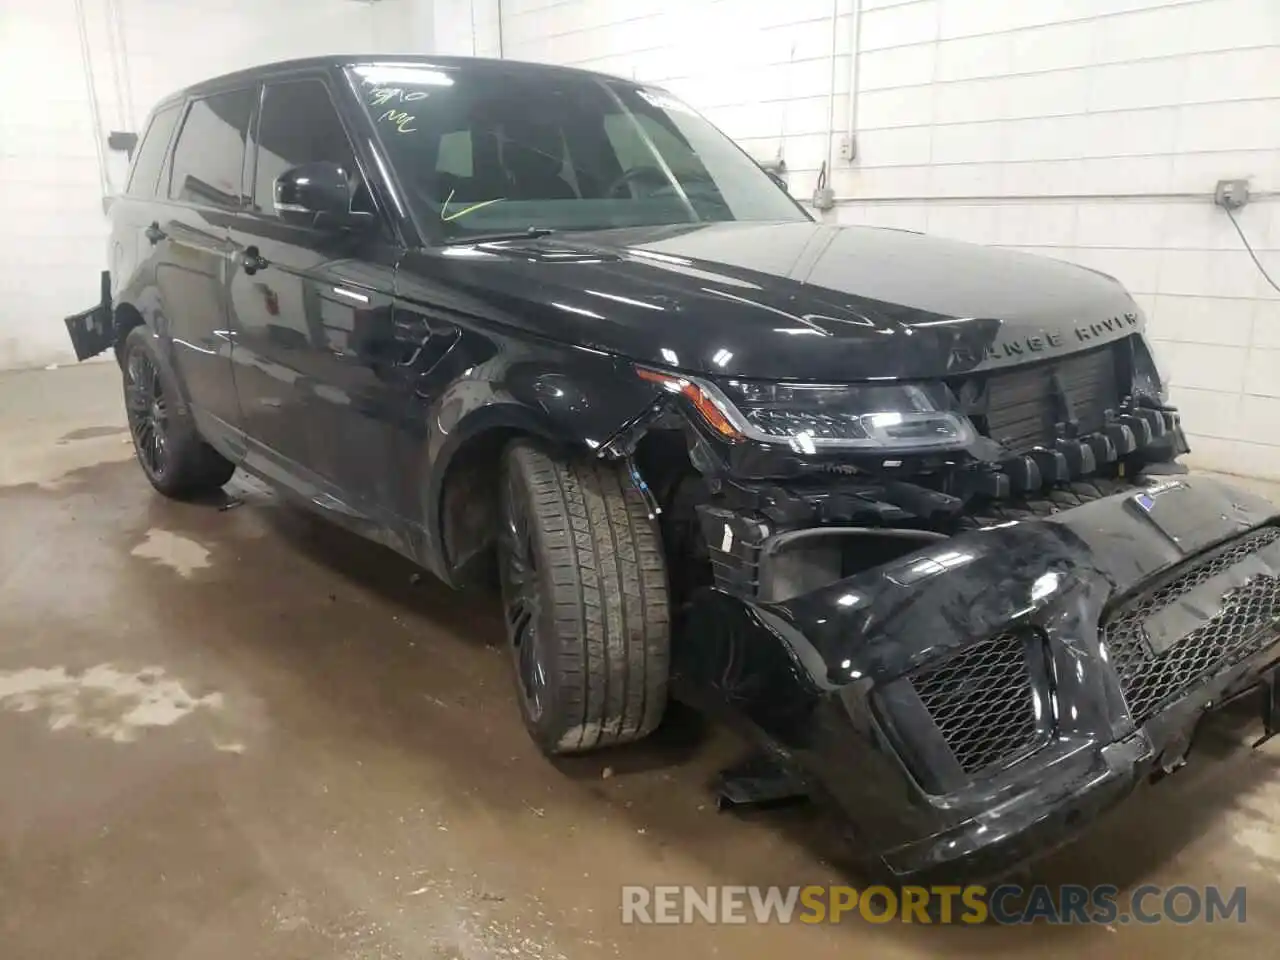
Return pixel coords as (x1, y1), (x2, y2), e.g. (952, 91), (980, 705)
(68, 55), (1280, 882)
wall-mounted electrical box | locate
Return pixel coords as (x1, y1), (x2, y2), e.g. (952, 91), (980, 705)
(1214, 179), (1250, 210)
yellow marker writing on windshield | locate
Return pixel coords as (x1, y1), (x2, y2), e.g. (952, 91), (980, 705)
(440, 189), (504, 222)
(378, 109), (417, 133)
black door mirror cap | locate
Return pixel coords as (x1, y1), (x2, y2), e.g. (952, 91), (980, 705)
(274, 161), (373, 230)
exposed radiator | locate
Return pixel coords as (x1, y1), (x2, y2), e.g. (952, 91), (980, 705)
(978, 343), (1123, 455)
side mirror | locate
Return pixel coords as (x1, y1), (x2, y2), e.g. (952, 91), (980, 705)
(274, 161), (372, 229)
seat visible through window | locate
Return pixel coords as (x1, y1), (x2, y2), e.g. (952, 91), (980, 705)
(500, 120), (575, 201)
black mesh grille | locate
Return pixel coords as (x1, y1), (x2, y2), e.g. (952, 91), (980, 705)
(910, 630), (1044, 775)
(978, 343), (1122, 454)
(1103, 526), (1280, 722)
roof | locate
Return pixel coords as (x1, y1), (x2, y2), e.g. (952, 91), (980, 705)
(163, 54), (633, 105)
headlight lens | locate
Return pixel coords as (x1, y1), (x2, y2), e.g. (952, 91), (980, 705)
(1130, 335), (1168, 403)
(637, 368), (976, 453)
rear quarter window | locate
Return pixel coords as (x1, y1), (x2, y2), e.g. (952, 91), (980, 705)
(168, 88), (256, 209)
(126, 104), (181, 198)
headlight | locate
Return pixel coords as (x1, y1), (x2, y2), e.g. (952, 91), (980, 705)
(1130, 335), (1168, 404)
(637, 368), (976, 453)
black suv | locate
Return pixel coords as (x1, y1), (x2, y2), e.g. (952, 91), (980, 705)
(68, 55), (1280, 882)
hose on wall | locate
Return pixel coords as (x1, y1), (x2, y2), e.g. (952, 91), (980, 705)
(73, 0), (112, 202)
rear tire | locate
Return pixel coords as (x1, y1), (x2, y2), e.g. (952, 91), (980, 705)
(497, 440), (670, 755)
(121, 327), (235, 499)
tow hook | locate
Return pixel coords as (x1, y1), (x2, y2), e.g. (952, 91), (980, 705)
(1253, 672), (1280, 749)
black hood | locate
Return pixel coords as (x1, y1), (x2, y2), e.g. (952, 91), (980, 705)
(402, 221), (1143, 382)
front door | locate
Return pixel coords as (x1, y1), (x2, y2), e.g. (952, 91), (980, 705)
(227, 75), (404, 518)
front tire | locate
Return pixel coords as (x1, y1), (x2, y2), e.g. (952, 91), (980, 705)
(121, 327), (235, 499)
(497, 440), (670, 755)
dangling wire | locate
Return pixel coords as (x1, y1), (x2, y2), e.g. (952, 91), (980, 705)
(1225, 206), (1280, 295)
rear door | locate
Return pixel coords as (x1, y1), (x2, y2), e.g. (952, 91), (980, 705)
(154, 87), (256, 438)
(227, 74), (403, 516)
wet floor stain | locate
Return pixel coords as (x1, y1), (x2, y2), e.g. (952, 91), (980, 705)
(56, 425), (130, 444)
(1224, 781), (1280, 870)
(129, 527), (213, 577)
(0, 663), (224, 743)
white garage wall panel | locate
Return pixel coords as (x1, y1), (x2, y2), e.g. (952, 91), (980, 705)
(0, 0), (414, 372)
(465, 0), (1280, 480)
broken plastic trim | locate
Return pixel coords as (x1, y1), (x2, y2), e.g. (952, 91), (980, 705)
(756, 526), (950, 603)
(592, 391), (675, 520)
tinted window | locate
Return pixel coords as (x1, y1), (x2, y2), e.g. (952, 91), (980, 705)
(253, 79), (370, 216)
(349, 64), (807, 238)
(603, 113), (707, 179)
(168, 89), (255, 208)
(126, 104), (180, 197)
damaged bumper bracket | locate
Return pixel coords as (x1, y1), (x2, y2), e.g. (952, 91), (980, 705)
(63, 270), (115, 362)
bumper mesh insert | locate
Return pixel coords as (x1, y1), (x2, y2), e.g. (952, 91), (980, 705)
(1103, 526), (1280, 723)
(910, 630), (1043, 775)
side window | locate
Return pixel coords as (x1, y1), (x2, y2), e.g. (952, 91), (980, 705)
(126, 104), (181, 197)
(253, 79), (371, 216)
(167, 88), (255, 208)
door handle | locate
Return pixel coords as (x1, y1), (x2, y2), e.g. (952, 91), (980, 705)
(144, 222), (166, 245)
(241, 246), (268, 275)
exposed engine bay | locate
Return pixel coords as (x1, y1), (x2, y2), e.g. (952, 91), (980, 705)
(616, 329), (1186, 605)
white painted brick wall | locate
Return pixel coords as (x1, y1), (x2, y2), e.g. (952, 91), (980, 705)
(434, 0), (503, 57)
(0, 0), (413, 371)
(483, 0), (1280, 479)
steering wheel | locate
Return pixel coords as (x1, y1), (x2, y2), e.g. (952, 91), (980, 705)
(605, 165), (673, 198)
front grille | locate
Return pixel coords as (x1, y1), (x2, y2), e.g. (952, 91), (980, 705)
(1102, 526), (1280, 722)
(978, 343), (1123, 454)
(910, 630), (1045, 775)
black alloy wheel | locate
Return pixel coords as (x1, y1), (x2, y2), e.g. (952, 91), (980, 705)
(125, 347), (169, 481)
(500, 467), (549, 723)
(118, 326), (236, 499)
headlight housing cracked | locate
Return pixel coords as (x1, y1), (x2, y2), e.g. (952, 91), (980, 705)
(637, 367), (977, 453)
(1129, 334), (1169, 404)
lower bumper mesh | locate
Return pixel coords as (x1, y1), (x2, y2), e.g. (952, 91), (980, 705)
(909, 630), (1045, 775)
(1102, 526), (1280, 723)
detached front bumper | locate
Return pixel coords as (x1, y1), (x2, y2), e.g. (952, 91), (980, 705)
(675, 475), (1280, 881)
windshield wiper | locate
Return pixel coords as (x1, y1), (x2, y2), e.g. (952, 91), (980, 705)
(438, 227), (555, 246)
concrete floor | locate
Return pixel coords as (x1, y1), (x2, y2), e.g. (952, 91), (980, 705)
(3, 362), (1280, 959)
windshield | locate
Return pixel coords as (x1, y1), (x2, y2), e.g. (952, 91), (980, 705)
(348, 63), (809, 239)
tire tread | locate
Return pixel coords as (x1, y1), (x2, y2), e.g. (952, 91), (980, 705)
(504, 442), (669, 754)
